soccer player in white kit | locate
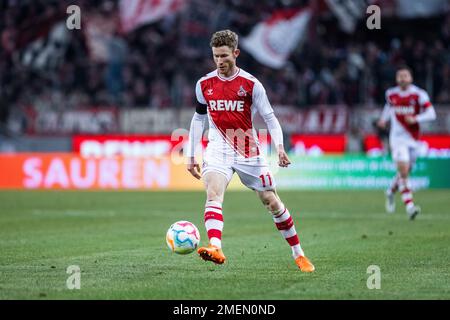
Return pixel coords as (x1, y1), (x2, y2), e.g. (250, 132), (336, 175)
(186, 30), (315, 272)
(377, 66), (436, 220)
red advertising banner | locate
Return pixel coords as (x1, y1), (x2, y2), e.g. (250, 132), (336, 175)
(364, 134), (450, 157)
(72, 134), (271, 157)
(364, 135), (383, 153)
(73, 134), (188, 157)
(253, 106), (349, 134)
(290, 134), (347, 155)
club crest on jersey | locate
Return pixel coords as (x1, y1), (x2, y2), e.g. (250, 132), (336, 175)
(206, 89), (213, 96)
(237, 86), (247, 97)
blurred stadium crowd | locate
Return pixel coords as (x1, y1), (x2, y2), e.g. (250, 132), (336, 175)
(1, 0), (450, 128)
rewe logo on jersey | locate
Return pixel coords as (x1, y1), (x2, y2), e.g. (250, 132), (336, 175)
(394, 105), (415, 115)
(209, 100), (244, 112)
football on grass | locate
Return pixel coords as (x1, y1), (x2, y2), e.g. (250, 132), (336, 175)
(166, 221), (200, 254)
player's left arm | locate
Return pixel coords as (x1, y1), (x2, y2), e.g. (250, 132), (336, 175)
(253, 81), (290, 167)
(405, 90), (437, 124)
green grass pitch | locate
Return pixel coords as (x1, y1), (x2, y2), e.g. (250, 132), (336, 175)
(0, 190), (449, 300)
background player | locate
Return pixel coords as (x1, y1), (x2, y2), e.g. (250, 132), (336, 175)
(378, 66), (436, 220)
(186, 30), (314, 272)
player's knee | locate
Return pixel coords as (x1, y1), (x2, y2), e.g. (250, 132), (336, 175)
(206, 188), (223, 203)
(259, 191), (281, 212)
(268, 198), (283, 213)
(397, 163), (410, 178)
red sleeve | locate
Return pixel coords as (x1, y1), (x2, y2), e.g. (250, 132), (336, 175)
(423, 101), (432, 109)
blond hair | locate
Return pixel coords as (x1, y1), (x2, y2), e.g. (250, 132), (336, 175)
(210, 30), (238, 50)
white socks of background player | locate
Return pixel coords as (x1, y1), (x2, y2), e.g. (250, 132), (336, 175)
(272, 206), (304, 258)
(398, 177), (415, 212)
(204, 201), (223, 248)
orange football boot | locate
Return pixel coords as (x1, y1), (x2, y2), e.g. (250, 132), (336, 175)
(295, 255), (315, 272)
(197, 245), (226, 264)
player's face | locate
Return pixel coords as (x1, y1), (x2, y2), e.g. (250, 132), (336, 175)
(212, 46), (240, 77)
(396, 70), (413, 88)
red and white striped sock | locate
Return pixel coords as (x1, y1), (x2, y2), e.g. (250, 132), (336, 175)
(204, 201), (224, 248)
(398, 178), (414, 211)
(272, 206), (304, 258)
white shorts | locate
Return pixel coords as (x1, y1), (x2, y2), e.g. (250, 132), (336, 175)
(202, 160), (276, 192)
(391, 144), (418, 164)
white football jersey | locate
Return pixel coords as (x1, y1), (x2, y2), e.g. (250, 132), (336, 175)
(381, 84), (432, 147)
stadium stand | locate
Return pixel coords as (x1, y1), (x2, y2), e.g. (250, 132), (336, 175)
(0, 0), (449, 146)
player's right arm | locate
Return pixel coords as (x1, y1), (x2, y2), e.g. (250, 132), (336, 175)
(378, 91), (391, 129)
(186, 80), (207, 180)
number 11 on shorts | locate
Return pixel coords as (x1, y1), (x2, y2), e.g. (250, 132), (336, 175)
(259, 173), (272, 188)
